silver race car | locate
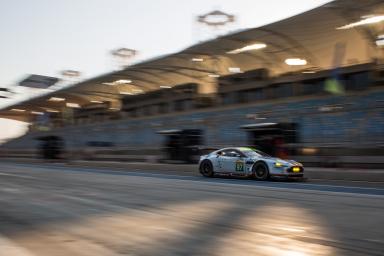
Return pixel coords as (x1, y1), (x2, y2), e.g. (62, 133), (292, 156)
(199, 147), (304, 180)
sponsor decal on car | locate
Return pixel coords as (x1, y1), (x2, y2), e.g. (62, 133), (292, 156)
(235, 160), (244, 171)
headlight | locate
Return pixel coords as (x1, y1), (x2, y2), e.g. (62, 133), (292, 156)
(274, 162), (284, 167)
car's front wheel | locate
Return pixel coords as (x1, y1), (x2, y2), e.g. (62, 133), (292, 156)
(253, 162), (269, 181)
(200, 160), (214, 177)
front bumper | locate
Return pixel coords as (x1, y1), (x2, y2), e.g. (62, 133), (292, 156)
(271, 173), (304, 178)
(286, 166), (304, 173)
(271, 165), (304, 178)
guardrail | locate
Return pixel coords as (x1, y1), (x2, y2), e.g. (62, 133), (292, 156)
(1, 149), (384, 168)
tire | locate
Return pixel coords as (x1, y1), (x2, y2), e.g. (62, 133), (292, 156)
(253, 162), (269, 181)
(200, 160), (214, 177)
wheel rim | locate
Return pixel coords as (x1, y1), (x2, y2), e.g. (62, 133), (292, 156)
(202, 163), (211, 175)
(256, 165), (266, 178)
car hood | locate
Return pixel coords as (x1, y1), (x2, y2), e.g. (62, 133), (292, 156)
(250, 156), (302, 166)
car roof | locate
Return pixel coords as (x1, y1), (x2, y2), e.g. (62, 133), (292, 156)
(217, 147), (253, 152)
(235, 147), (254, 151)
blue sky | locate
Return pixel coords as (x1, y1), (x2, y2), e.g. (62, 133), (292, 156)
(0, 0), (330, 142)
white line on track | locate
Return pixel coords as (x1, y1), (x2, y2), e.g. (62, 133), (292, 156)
(89, 169), (384, 192)
(1, 163), (383, 198)
(112, 171), (384, 198)
(169, 178), (384, 199)
(0, 172), (41, 180)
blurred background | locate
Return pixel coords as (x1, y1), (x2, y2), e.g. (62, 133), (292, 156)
(1, 2), (384, 256)
(0, 0), (383, 168)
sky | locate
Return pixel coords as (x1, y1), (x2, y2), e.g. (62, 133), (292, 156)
(0, 0), (331, 142)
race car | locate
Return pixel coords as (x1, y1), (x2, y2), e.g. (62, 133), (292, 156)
(199, 147), (303, 180)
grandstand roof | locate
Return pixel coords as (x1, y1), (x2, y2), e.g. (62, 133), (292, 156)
(1, 0), (383, 122)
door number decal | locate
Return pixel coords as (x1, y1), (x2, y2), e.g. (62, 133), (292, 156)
(235, 160), (244, 171)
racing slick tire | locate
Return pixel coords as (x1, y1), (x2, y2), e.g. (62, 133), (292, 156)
(252, 162), (270, 181)
(200, 160), (214, 177)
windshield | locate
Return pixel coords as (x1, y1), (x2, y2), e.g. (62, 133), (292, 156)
(239, 148), (271, 157)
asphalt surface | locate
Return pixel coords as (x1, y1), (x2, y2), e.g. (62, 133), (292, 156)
(0, 162), (383, 256)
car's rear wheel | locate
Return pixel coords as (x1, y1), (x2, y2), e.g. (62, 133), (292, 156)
(200, 160), (214, 177)
(253, 162), (269, 181)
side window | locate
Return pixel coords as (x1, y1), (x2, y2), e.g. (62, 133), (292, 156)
(217, 149), (233, 157)
(227, 151), (236, 157)
(234, 150), (246, 157)
(227, 150), (242, 157)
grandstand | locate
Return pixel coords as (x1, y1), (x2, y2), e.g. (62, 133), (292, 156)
(1, 0), (383, 166)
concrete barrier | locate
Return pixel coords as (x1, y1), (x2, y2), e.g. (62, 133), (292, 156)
(1, 158), (384, 183)
(1, 148), (384, 168)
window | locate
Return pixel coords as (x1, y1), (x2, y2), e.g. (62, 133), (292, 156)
(142, 105), (152, 115)
(174, 100), (185, 111)
(241, 148), (270, 157)
(345, 72), (369, 91)
(183, 99), (193, 110)
(126, 108), (137, 117)
(299, 79), (324, 95)
(275, 83), (293, 97)
(221, 93), (235, 105)
(158, 103), (168, 114)
(218, 149), (243, 157)
(264, 86), (277, 99)
(227, 150), (244, 157)
(252, 88), (264, 101)
(237, 91), (247, 103)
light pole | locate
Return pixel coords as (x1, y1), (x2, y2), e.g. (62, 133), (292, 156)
(59, 70), (81, 88)
(111, 48), (138, 69)
(196, 10), (236, 41)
